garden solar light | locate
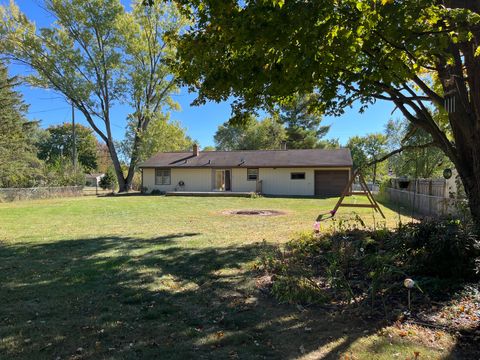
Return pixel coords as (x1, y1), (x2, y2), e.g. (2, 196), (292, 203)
(404, 278), (415, 310)
(404, 278), (415, 289)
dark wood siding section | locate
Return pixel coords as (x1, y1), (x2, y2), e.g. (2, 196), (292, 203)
(314, 170), (350, 197)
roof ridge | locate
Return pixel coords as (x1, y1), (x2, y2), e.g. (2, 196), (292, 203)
(150, 148), (350, 155)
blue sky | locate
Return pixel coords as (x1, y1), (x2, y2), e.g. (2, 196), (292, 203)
(5, 0), (398, 148)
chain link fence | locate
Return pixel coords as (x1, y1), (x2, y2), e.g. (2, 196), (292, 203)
(0, 186), (84, 202)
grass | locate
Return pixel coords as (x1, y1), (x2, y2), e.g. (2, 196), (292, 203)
(0, 195), (464, 359)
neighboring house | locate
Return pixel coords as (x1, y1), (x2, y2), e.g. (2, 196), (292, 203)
(85, 173), (105, 187)
(138, 145), (353, 197)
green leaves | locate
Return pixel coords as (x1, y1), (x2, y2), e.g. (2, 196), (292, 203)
(37, 123), (99, 172)
(172, 0), (480, 121)
(214, 115), (286, 151)
(0, 0), (186, 190)
(0, 61), (43, 187)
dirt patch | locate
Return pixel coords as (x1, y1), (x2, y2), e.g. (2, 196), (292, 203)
(222, 209), (285, 216)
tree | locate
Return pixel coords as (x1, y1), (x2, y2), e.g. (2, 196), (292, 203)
(38, 123), (99, 172)
(276, 93), (331, 149)
(214, 115), (286, 150)
(347, 134), (388, 184)
(171, 0), (480, 227)
(317, 138), (340, 149)
(385, 118), (452, 178)
(118, 112), (193, 164)
(99, 167), (117, 191)
(0, 61), (43, 187)
(0, 0), (185, 192)
(95, 143), (113, 174)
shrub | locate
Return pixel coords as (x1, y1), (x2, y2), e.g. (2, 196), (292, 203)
(150, 189), (164, 195)
(393, 218), (479, 279)
(99, 168), (117, 191)
(258, 217), (479, 307)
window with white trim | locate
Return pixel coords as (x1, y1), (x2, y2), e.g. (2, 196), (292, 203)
(290, 172), (305, 180)
(247, 168), (258, 181)
(155, 168), (171, 185)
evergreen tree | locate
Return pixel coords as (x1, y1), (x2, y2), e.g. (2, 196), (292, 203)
(0, 62), (42, 187)
(214, 115), (286, 151)
(99, 168), (117, 191)
(277, 94), (331, 149)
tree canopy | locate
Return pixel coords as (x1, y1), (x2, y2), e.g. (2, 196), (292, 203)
(118, 112), (193, 163)
(0, 61), (42, 187)
(276, 94), (332, 149)
(385, 118), (452, 178)
(171, 0), (480, 225)
(38, 123), (99, 172)
(0, 0), (186, 191)
(347, 133), (388, 184)
(214, 115), (285, 151)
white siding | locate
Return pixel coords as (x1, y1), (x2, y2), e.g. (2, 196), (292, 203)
(143, 168), (212, 192)
(259, 167), (351, 196)
(231, 168), (257, 192)
(143, 166), (351, 195)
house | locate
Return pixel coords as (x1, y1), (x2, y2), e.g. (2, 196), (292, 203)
(138, 145), (353, 197)
(85, 173), (105, 187)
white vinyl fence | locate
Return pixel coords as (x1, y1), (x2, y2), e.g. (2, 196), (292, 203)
(0, 186), (83, 202)
(352, 182), (379, 193)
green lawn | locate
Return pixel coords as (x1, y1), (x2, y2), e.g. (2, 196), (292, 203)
(0, 196), (461, 359)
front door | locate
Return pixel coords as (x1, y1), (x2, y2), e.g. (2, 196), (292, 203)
(214, 169), (231, 191)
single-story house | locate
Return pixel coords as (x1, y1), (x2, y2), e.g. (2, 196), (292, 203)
(138, 145), (353, 197)
(85, 173), (105, 187)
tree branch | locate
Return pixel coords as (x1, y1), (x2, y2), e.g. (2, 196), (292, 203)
(366, 141), (437, 167)
(365, 141), (437, 167)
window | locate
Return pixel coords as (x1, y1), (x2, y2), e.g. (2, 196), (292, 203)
(291, 172), (305, 180)
(247, 168), (258, 181)
(155, 168), (171, 185)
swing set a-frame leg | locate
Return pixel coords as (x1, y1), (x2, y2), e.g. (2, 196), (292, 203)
(318, 169), (386, 220)
(331, 169), (358, 215)
(358, 172), (386, 219)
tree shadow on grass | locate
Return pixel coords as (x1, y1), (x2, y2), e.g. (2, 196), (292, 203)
(0, 234), (469, 359)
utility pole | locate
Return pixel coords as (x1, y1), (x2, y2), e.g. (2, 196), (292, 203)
(72, 101), (78, 182)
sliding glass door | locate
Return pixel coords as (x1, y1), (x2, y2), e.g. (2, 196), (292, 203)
(214, 169), (231, 191)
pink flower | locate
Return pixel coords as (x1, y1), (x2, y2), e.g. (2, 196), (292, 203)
(313, 221), (321, 232)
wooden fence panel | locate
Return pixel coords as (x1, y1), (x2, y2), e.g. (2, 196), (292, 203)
(385, 188), (462, 217)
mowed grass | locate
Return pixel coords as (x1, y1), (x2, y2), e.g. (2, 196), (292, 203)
(0, 196), (461, 359)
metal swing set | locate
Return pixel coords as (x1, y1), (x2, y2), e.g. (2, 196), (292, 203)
(316, 169), (385, 222)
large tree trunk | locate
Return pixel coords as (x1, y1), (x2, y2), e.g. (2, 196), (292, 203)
(453, 138), (480, 230)
(124, 132), (142, 191)
(106, 138), (128, 193)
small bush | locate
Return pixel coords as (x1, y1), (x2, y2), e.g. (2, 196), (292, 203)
(393, 218), (479, 279)
(99, 168), (117, 190)
(150, 189), (164, 195)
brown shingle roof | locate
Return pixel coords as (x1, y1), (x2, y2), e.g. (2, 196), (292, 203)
(138, 148), (352, 168)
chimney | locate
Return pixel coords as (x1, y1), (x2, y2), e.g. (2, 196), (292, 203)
(281, 141), (287, 150)
(193, 143), (199, 156)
